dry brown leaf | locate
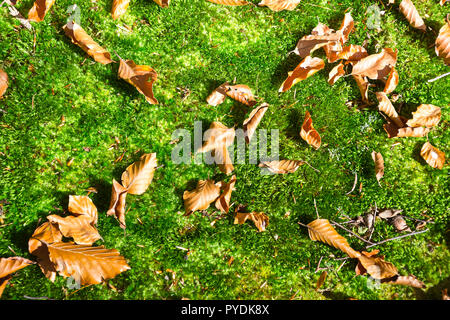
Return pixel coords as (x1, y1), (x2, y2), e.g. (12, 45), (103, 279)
(293, 30), (341, 58)
(121, 153), (157, 195)
(420, 142), (445, 169)
(68, 195), (98, 225)
(435, 19), (450, 65)
(243, 103), (269, 143)
(356, 252), (398, 280)
(0, 257), (34, 279)
(213, 144), (234, 175)
(183, 180), (221, 216)
(234, 211), (269, 232)
(258, 0), (300, 11)
(406, 104), (441, 128)
(224, 84), (257, 107)
(0, 69), (8, 98)
(28, 0), (55, 22)
(206, 82), (228, 106)
(153, 0), (170, 7)
(328, 61), (346, 85)
(280, 56), (325, 92)
(352, 75), (370, 104)
(107, 179), (128, 228)
(385, 275), (425, 288)
(258, 160), (305, 174)
(337, 45), (368, 62)
(46, 242), (130, 285)
(442, 289), (450, 300)
(197, 122), (236, 153)
(207, 0), (249, 5)
(215, 175), (236, 213)
(391, 215), (411, 232)
(118, 58), (158, 105)
(399, 0), (426, 31)
(307, 219), (361, 259)
(112, 0), (130, 19)
(47, 215), (102, 245)
(316, 270), (327, 291)
(337, 12), (354, 44)
(383, 67), (399, 94)
(351, 48), (397, 80)
(383, 122), (430, 138)
(376, 92), (404, 128)
(441, 0), (448, 5)
(300, 111), (321, 150)
(371, 151), (384, 183)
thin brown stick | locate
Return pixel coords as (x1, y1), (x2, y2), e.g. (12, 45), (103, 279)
(345, 172), (358, 195)
(330, 220), (375, 245)
(304, 161), (320, 173)
(365, 229), (429, 249)
(314, 198), (320, 219)
(367, 202), (377, 241)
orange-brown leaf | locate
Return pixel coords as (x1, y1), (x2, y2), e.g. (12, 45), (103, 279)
(215, 175), (236, 213)
(280, 56), (325, 92)
(258, 160), (305, 174)
(420, 142), (445, 169)
(183, 180), (221, 216)
(234, 211), (269, 232)
(28, 0), (55, 22)
(213, 144), (234, 175)
(111, 0), (130, 19)
(352, 74), (370, 104)
(435, 19), (450, 65)
(224, 84), (257, 107)
(68, 195), (98, 225)
(107, 179), (128, 228)
(328, 61), (345, 85)
(197, 122), (236, 153)
(351, 48), (397, 80)
(0, 257), (34, 279)
(47, 215), (102, 245)
(0, 69), (8, 98)
(337, 44), (368, 62)
(206, 82), (228, 106)
(371, 151), (384, 183)
(243, 103), (269, 143)
(406, 104), (441, 128)
(294, 32), (341, 58)
(316, 270), (328, 290)
(46, 242), (130, 285)
(376, 92), (404, 128)
(121, 153), (157, 195)
(383, 122), (429, 138)
(356, 252), (398, 280)
(337, 12), (354, 44)
(258, 0), (300, 11)
(153, 0), (170, 7)
(385, 275), (425, 288)
(300, 111), (321, 150)
(399, 0), (426, 31)
(28, 221), (63, 255)
(383, 67), (399, 94)
(118, 58), (158, 105)
(307, 219), (361, 259)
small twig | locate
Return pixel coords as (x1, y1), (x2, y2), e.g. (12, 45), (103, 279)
(23, 296), (53, 300)
(367, 202), (377, 241)
(365, 229), (429, 249)
(315, 256), (324, 273)
(304, 161), (320, 173)
(345, 172), (358, 195)
(336, 260), (347, 273)
(330, 221), (375, 245)
(427, 71), (450, 83)
(313, 198), (320, 219)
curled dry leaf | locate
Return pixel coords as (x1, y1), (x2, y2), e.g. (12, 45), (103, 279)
(215, 175), (236, 213)
(206, 82), (228, 106)
(352, 75), (370, 104)
(280, 56), (325, 92)
(383, 67), (399, 94)
(207, 0), (249, 5)
(406, 104), (441, 128)
(307, 219), (361, 259)
(213, 144), (234, 175)
(258, 0), (300, 11)
(294, 29), (341, 58)
(224, 84), (257, 107)
(337, 44), (368, 62)
(300, 111), (321, 150)
(183, 180), (221, 216)
(435, 19), (450, 65)
(0, 257), (34, 297)
(383, 122), (430, 138)
(112, 0), (130, 20)
(356, 251), (398, 280)
(197, 122), (235, 153)
(153, 0), (170, 7)
(121, 153), (157, 195)
(391, 215), (411, 232)
(384, 275), (425, 288)
(234, 211), (269, 232)
(351, 48), (397, 80)
(328, 61), (345, 85)
(371, 151), (384, 183)
(258, 160), (305, 174)
(68, 195), (98, 225)
(46, 242), (130, 285)
(316, 270), (328, 291)
(28, 0), (55, 22)
(243, 103), (269, 143)
(376, 92), (404, 128)
(441, 0), (449, 6)
(107, 179), (128, 228)
(378, 208), (403, 219)
(47, 215), (102, 245)
(399, 0), (426, 31)
(0, 69), (8, 98)
(118, 58), (158, 105)
(420, 142), (445, 169)
(443, 289), (450, 300)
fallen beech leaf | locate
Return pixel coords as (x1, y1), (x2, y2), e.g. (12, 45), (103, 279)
(183, 180), (221, 216)
(215, 175), (236, 213)
(351, 48), (397, 80)
(300, 111), (321, 150)
(399, 0), (426, 31)
(352, 75), (370, 104)
(371, 151), (384, 183)
(435, 19), (450, 65)
(224, 84), (257, 107)
(307, 219), (361, 259)
(316, 270), (327, 291)
(213, 144), (234, 175)
(441, 0), (448, 5)
(378, 208), (403, 219)
(243, 103), (269, 143)
(258, 0), (300, 11)
(68, 195), (98, 225)
(107, 179), (128, 228)
(111, 0), (130, 19)
(197, 122), (235, 153)
(356, 251), (398, 280)
(258, 160), (305, 174)
(122, 153), (157, 195)
(328, 61), (345, 85)
(420, 142), (445, 169)
(384, 275), (425, 288)
(153, 0), (170, 7)
(206, 82), (228, 106)
(28, 0), (55, 22)
(0, 257), (34, 279)
(406, 104), (441, 128)
(293, 30), (341, 58)
(118, 58), (158, 105)
(280, 56), (325, 92)
(383, 67), (399, 94)
(337, 45), (368, 62)
(207, 0), (249, 5)
(46, 242), (130, 285)
(47, 215), (102, 245)
(383, 122), (430, 138)
(443, 289), (450, 300)
(337, 12), (354, 44)
(234, 211), (269, 232)
(376, 92), (404, 128)
(391, 215), (411, 232)
(0, 69), (8, 98)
